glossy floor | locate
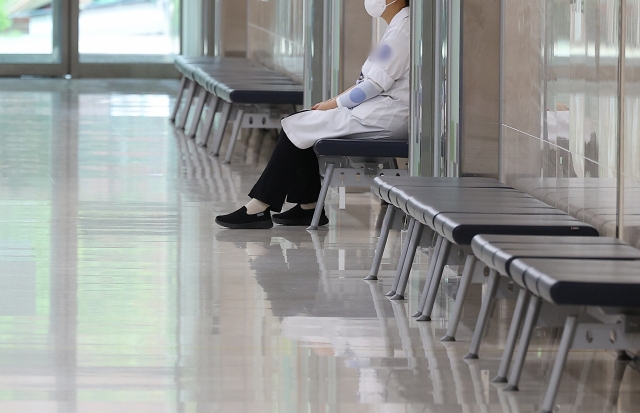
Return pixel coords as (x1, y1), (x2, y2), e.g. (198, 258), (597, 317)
(0, 79), (638, 413)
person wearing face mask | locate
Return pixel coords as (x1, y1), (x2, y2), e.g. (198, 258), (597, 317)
(216, 0), (410, 229)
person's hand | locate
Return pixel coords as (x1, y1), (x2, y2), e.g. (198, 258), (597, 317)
(311, 99), (338, 111)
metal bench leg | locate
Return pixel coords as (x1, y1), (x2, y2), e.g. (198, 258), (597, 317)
(412, 236), (443, 317)
(390, 222), (424, 300)
(416, 238), (452, 321)
(492, 288), (531, 383)
(386, 218), (416, 296)
(176, 81), (198, 130)
(504, 295), (542, 392)
(208, 102), (232, 156)
(365, 205), (397, 281)
(170, 76), (188, 123)
(186, 87), (209, 139)
(538, 315), (578, 413)
(223, 109), (245, 164)
(464, 269), (502, 359)
(440, 255), (478, 339)
(196, 95), (219, 147)
(307, 163), (335, 230)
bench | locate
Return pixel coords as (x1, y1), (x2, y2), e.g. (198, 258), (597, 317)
(306, 137), (409, 230)
(468, 235), (640, 394)
(170, 56), (303, 163)
(508, 256), (640, 413)
(366, 176), (599, 340)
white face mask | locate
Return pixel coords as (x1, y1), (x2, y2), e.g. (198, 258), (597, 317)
(364, 0), (398, 18)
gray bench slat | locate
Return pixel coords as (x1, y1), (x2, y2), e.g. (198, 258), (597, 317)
(406, 197), (560, 226)
(417, 205), (568, 229)
(175, 56), (303, 105)
(471, 235), (636, 276)
(390, 187), (532, 212)
(372, 176), (509, 202)
(510, 258), (640, 307)
(434, 213), (598, 245)
(313, 138), (408, 158)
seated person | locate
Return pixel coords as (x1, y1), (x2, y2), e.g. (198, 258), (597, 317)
(216, 0), (411, 229)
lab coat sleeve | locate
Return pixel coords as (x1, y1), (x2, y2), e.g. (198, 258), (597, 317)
(361, 29), (410, 91)
(336, 79), (383, 108)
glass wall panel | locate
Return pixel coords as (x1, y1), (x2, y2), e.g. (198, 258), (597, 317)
(410, 0), (438, 176)
(0, 0), (56, 62)
(502, 0), (620, 237)
(622, 0), (640, 246)
(78, 0), (180, 61)
(248, 0), (304, 84)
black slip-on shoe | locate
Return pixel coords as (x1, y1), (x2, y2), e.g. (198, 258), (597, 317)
(215, 207), (273, 229)
(272, 204), (329, 226)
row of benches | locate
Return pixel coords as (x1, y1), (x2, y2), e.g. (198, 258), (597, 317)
(169, 56), (638, 410)
(366, 175), (639, 413)
(170, 56), (411, 225)
(170, 56), (303, 164)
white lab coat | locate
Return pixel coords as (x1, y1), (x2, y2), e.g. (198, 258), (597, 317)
(283, 7), (411, 149)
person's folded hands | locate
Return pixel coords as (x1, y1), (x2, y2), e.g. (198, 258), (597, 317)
(311, 99), (338, 111)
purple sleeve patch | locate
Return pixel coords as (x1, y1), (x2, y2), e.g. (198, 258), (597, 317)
(377, 44), (392, 61)
(349, 88), (367, 104)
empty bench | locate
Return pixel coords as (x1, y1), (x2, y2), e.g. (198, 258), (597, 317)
(473, 238), (640, 413)
(170, 56), (303, 163)
(366, 176), (599, 341)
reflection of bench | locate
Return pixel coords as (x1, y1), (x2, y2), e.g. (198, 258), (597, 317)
(170, 56), (303, 163)
(307, 137), (409, 230)
(471, 235), (640, 413)
(515, 177), (640, 237)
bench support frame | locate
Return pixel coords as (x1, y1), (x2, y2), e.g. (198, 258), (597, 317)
(307, 157), (408, 230)
(538, 315), (578, 413)
(504, 294), (543, 392)
(365, 205), (398, 281)
(390, 221), (425, 300)
(186, 87), (209, 138)
(176, 80), (198, 130)
(195, 95), (220, 147)
(170, 76), (188, 122)
(223, 107), (289, 164)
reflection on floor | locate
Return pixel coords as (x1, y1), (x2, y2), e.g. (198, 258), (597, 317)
(0, 79), (638, 412)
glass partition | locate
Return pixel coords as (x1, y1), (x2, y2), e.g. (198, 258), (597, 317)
(501, 0), (622, 238)
(409, 0), (456, 177)
(0, 0), (65, 69)
(410, 0), (436, 176)
(78, 0), (180, 62)
(622, 0), (640, 246)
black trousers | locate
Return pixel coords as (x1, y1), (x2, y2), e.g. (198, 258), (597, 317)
(249, 130), (321, 212)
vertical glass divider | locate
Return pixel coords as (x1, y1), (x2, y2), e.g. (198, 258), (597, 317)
(498, 0), (505, 182)
(330, 0), (343, 98)
(616, 0), (626, 239)
(303, 0), (326, 108)
(410, 0), (434, 176)
(69, 0), (79, 75)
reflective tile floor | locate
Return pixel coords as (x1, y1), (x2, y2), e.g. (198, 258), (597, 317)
(0, 79), (638, 413)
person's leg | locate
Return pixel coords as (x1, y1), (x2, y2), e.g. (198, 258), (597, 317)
(248, 129), (315, 212)
(216, 129), (315, 229)
(271, 152), (330, 226)
(285, 147), (321, 205)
